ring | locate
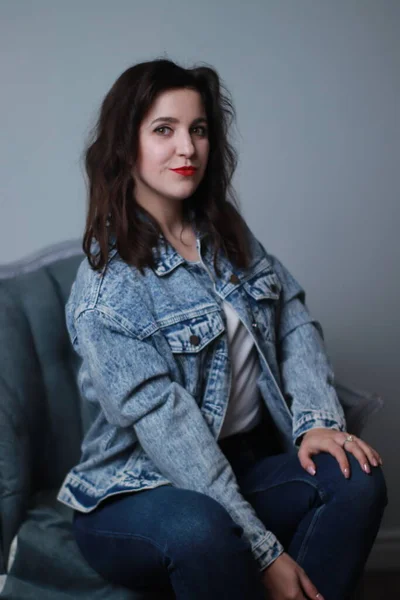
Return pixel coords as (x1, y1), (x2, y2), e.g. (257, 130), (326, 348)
(343, 434), (355, 448)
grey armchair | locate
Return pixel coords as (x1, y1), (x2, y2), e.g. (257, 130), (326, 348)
(0, 240), (382, 599)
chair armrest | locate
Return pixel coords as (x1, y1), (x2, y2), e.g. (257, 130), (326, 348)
(0, 385), (32, 574)
(335, 380), (384, 436)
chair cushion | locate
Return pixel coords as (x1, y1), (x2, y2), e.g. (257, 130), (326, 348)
(0, 490), (169, 600)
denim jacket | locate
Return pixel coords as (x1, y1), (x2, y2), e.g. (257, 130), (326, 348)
(57, 220), (347, 571)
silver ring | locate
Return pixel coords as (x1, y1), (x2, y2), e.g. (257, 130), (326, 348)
(343, 434), (355, 448)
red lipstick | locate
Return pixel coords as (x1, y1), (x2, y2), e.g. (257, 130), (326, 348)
(170, 166), (197, 176)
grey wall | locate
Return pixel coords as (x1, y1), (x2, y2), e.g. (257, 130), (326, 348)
(1, 0), (399, 568)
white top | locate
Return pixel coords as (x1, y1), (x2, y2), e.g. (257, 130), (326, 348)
(187, 258), (264, 440)
(218, 299), (264, 439)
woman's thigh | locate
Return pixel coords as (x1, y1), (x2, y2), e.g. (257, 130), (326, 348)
(73, 487), (177, 592)
(72, 484), (259, 596)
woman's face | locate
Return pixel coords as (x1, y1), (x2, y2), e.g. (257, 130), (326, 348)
(132, 88), (209, 209)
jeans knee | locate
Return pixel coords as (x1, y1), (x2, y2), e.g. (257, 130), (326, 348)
(368, 463), (388, 509)
(345, 454), (388, 511)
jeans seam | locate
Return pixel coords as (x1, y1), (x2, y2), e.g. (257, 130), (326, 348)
(73, 522), (167, 556)
(295, 504), (326, 566)
(244, 476), (327, 504)
(162, 539), (194, 597)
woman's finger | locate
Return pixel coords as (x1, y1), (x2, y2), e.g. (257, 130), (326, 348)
(297, 446), (318, 476)
(324, 440), (352, 478)
(349, 436), (383, 467)
(298, 433), (350, 477)
(342, 438), (375, 475)
(298, 568), (325, 600)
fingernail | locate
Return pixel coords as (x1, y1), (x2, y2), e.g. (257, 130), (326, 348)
(307, 466), (316, 475)
(363, 463), (370, 474)
(371, 458), (378, 467)
(379, 458), (383, 465)
(343, 467), (349, 478)
(316, 593), (324, 599)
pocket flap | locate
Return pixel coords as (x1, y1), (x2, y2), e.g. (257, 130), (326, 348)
(161, 310), (225, 353)
(243, 270), (282, 301)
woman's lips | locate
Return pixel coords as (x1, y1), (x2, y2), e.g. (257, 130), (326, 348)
(170, 167), (197, 176)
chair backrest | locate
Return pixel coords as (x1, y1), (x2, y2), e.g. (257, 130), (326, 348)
(0, 240), (89, 495)
(0, 239), (383, 497)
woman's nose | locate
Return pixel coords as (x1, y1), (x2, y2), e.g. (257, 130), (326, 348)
(176, 132), (196, 156)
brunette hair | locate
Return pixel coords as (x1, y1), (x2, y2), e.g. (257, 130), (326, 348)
(82, 57), (253, 276)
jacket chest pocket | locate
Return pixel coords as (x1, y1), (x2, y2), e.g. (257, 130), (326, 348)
(160, 309), (225, 399)
(242, 266), (282, 343)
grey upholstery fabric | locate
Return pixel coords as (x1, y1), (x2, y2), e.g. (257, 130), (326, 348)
(0, 242), (157, 598)
(0, 240), (382, 598)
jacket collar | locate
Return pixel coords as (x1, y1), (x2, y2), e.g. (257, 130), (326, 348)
(104, 209), (210, 276)
(152, 220), (209, 277)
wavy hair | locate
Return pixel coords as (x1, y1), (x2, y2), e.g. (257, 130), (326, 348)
(82, 58), (253, 276)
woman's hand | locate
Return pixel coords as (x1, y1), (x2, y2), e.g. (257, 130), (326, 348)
(261, 552), (323, 599)
(297, 428), (383, 478)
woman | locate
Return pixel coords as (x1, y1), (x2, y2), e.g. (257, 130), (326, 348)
(57, 58), (387, 600)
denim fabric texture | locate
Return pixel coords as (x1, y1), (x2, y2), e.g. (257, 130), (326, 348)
(57, 217), (347, 571)
(72, 429), (387, 599)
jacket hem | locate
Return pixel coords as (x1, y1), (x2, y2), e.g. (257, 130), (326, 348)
(57, 478), (172, 512)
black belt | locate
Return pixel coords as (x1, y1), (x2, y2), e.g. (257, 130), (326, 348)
(218, 419), (267, 454)
(218, 411), (282, 458)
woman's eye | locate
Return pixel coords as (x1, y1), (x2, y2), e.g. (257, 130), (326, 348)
(154, 126), (172, 135)
(154, 126), (208, 137)
(192, 126), (208, 136)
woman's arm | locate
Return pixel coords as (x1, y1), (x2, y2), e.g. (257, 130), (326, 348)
(255, 240), (383, 481)
(74, 306), (284, 572)
(258, 245), (347, 445)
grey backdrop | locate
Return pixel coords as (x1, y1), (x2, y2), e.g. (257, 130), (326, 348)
(1, 0), (399, 569)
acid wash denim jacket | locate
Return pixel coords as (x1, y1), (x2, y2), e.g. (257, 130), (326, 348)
(57, 220), (347, 572)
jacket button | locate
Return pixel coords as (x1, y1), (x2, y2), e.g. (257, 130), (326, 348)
(230, 273), (240, 284)
(252, 322), (258, 329)
(189, 334), (200, 346)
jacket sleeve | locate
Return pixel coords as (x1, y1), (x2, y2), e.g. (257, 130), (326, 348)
(74, 306), (284, 571)
(266, 252), (347, 445)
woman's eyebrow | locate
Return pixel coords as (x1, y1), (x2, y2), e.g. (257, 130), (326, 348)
(150, 116), (208, 126)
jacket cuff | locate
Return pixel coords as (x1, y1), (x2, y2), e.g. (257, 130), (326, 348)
(293, 410), (347, 447)
(252, 531), (285, 572)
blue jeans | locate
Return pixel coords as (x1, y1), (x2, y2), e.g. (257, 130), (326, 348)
(72, 420), (387, 599)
